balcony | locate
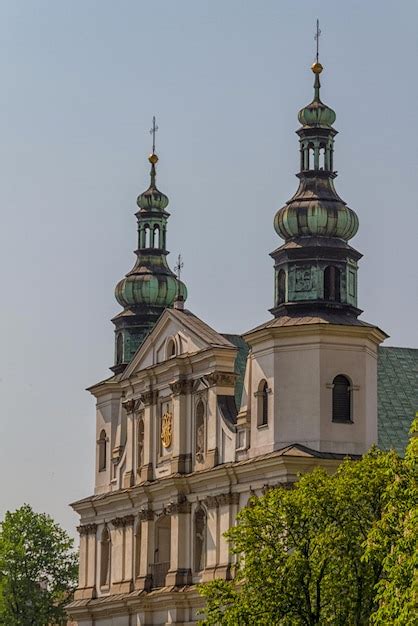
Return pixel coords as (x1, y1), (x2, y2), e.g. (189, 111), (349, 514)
(150, 561), (170, 588)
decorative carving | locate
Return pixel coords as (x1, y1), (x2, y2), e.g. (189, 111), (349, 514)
(204, 492), (239, 508)
(140, 389), (158, 406)
(295, 267), (312, 292)
(138, 508), (154, 522)
(122, 399), (139, 413)
(111, 515), (135, 528)
(169, 379), (194, 396)
(112, 445), (124, 464)
(205, 372), (237, 387)
(161, 410), (173, 448)
(77, 523), (97, 536)
(165, 494), (191, 515)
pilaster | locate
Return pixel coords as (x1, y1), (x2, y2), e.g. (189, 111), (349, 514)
(165, 496), (192, 586)
(110, 515), (135, 593)
(170, 379), (193, 474)
(140, 390), (158, 481)
(74, 524), (97, 600)
(136, 508), (155, 591)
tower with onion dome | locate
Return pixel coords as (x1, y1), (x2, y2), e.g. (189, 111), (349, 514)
(271, 58), (361, 319)
(111, 121), (187, 373)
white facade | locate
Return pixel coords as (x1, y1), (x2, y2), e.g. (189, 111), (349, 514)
(67, 307), (386, 625)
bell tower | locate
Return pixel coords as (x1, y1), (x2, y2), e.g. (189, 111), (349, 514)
(242, 38), (387, 458)
(271, 59), (361, 319)
(111, 119), (187, 373)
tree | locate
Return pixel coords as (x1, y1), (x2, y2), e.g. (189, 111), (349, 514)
(366, 418), (418, 625)
(199, 448), (401, 625)
(0, 504), (78, 626)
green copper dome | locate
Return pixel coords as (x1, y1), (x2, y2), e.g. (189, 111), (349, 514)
(115, 266), (187, 308)
(274, 177), (359, 241)
(298, 69), (336, 128)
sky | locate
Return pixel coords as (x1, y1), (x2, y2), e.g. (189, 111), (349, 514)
(0, 0), (417, 537)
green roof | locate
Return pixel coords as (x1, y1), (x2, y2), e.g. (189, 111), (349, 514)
(222, 334), (250, 409)
(377, 346), (418, 454)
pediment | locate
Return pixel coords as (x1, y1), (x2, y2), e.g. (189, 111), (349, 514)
(121, 308), (234, 380)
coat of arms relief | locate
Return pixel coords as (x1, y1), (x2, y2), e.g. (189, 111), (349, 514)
(161, 409), (173, 448)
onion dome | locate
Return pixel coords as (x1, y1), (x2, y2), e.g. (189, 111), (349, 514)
(115, 266), (187, 308)
(298, 63), (336, 128)
(274, 178), (359, 241)
(136, 154), (169, 211)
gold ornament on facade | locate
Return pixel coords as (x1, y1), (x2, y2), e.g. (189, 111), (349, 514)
(161, 410), (173, 448)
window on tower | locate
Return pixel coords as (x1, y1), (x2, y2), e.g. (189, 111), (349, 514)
(277, 269), (286, 305)
(256, 380), (269, 427)
(116, 333), (123, 365)
(324, 266), (341, 302)
(332, 375), (352, 422)
(98, 429), (107, 471)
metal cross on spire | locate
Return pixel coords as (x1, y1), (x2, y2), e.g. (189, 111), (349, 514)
(149, 115), (159, 154)
(314, 19), (321, 63)
(174, 254), (184, 282)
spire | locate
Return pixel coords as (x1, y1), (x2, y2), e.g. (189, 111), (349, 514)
(149, 115), (159, 188)
(270, 27), (362, 320)
(111, 118), (188, 373)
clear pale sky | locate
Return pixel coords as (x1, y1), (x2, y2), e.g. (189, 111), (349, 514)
(0, 0), (417, 536)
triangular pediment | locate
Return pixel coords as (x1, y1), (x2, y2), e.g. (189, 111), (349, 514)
(121, 308), (235, 380)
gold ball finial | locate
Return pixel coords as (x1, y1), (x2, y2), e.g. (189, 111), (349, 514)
(148, 153), (159, 165)
(311, 61), (323, 74)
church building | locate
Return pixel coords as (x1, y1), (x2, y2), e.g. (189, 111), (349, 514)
(66, 59), (417, 626)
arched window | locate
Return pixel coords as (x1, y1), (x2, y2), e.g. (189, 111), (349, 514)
(319, 144), (326, 170)
(137, 417), (144, 470)
(116, 333), (123, 365)
(332, 375), (352, 422)
(166, 338), (176, 359)
(257, 380), (269, 427)
(277, 269), (286, 305)
(194, 506), (207, 572)
(195, 400), (205, 463)
(100, 527), (110, 587)
(135, 522), (141, 579)
(98, 429), (107, 471)
(324, 266), (341, 302)
(153, 225), (160, 248)
(144, 225), (150, 248)
(308, 142), (314, 170)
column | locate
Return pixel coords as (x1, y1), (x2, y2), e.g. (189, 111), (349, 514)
(165, 496), (192, 586)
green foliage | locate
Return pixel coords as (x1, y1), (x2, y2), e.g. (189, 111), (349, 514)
(0, 504), (78, 626)
(199, 443), (416, 625)
(367, 418), (418, 625)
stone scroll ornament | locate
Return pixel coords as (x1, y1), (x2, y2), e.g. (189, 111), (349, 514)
(161, 410), (173, 448)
